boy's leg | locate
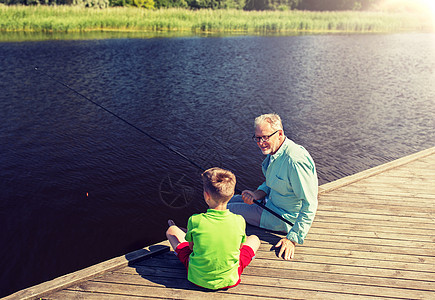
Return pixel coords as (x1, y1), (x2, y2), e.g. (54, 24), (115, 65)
(243, 235), (261, 254)
(166, 220), (192, 270)
(166, 220), (187, 251)
(228, 195), (263, 227)
(222, 235), (261, 290)
(237, 235), (260, 273)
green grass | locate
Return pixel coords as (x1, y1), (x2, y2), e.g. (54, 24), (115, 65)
(0, 5), (433, 36)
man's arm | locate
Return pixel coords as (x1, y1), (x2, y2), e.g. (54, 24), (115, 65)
(276, 159), (318, 260)
(286, 160), (318, 244)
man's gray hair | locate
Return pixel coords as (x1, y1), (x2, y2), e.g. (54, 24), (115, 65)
(254, 113), (283, 131)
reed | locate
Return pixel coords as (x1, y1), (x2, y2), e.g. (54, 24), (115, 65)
(0, 5), (433, 34)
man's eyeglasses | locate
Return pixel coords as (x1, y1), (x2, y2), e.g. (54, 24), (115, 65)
(252, 130), (279, 143)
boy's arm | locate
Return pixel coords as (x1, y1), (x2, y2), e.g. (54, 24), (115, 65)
(240, 221), (247, 249)
(186, 216), (194, 250)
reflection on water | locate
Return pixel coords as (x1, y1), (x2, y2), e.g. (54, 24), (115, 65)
(0, 33), (434, 297)
(0, 30), (306, 43)
(0, 31), (200, 42)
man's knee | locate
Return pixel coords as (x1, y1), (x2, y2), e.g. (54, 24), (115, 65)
(230, 194), (245, 203)
(227, 202), (246, 216)
(228, 203), (262, 227)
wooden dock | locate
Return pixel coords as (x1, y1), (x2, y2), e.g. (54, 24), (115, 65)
(5, 147), (435, 299)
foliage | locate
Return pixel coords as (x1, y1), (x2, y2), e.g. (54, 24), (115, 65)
(154, 0), (187, 8)
(0, 0), (111, 6)
(73, 0), (110, 8)
(0, 0), (155, 8)
(109, 0), (154, 7)
(0, 6), (432, 34)
(186, 0), (245, 9)
(297, 0), (378, 11)
(0, 0), (381, 10)
(244, 0), (299, 11)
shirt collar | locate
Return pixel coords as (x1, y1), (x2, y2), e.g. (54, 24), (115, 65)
(270, 137), (289, 162)
(207, 208), (230, 215)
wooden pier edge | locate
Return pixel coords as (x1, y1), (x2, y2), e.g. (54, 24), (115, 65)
(3, 241), (170, 300)
(4, 146), (435, 299)
(318, 146), (435, 195)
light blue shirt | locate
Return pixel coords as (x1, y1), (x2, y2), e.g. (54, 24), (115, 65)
(258, 138), (318, 244)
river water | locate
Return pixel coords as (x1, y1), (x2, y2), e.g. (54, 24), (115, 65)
(1, 33), (434, 297)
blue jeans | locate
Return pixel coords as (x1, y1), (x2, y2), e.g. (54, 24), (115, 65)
(227, 195), (263, 227)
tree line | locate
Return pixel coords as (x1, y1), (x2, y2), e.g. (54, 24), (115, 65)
(0, 0), (379, 11)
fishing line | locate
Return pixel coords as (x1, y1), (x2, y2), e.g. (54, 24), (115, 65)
(34, 66), (205, 171)
(34, 66), (293, 227)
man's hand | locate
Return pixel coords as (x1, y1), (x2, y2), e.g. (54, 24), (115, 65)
(241, 190), (256, 204)
(241, 190), (267, 205)
(275, 237), (296, 260)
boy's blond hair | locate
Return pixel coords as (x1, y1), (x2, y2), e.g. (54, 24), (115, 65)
(201, 167), (236, 203)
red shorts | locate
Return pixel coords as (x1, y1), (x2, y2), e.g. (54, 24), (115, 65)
(175, 242), (255, 289)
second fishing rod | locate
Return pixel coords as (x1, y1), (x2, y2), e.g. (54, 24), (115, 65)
(34, 66), (294, 227)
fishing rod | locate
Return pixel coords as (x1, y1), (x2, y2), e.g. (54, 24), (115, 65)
(34, 67), (204, 172)
(34, 66), (294, 227)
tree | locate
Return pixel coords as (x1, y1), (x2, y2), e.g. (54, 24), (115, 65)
(132, 0), (154, 8)
(109, 0), (154, 7)
(297, 0), (378, 11)
(154, 0), (188, 8)
(244, 0), (299, 11)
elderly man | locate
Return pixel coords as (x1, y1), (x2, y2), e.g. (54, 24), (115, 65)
(228, 113), (318, 260)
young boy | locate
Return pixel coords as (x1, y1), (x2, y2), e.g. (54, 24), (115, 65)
(166, 167), (260, 290)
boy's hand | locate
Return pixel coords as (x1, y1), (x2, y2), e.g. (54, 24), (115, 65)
(275, 238), (296, 260)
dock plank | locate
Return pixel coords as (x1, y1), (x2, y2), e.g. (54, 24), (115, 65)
(6, 147), (435, 299)
(80, 271), (431, 299)
(115, 264), (435, 292)
(61, 280), (382, 300)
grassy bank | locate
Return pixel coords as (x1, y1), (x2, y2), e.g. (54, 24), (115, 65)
(0, 5), (434, 35)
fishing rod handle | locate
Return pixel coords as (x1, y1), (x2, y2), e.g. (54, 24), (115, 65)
(235, 188), (294, 227)
(253, 200), (294, 227)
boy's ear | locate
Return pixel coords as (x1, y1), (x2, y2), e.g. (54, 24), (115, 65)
(204, 190), (210, 200)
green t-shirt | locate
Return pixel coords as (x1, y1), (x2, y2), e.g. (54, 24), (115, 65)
(185, 209), (247, 290)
